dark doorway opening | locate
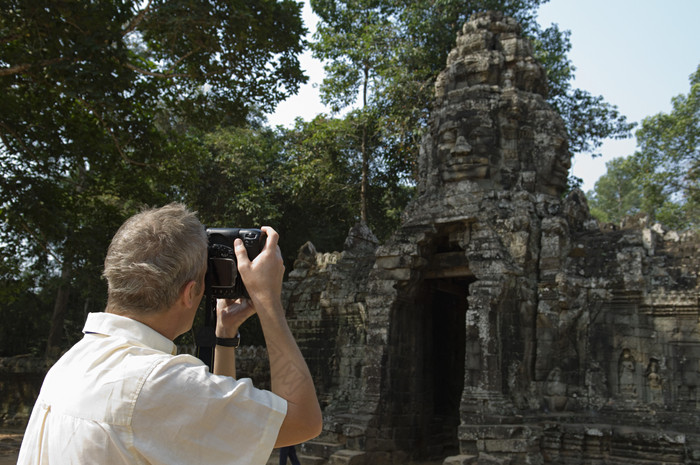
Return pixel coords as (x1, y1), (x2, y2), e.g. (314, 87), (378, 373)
(420, 276), (472, 459)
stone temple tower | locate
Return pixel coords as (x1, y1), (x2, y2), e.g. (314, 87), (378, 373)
(282, 11), (700, 465)
(361, 10), (574, 461)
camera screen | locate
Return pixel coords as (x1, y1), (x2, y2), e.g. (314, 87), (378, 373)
(209, 258), (237, 288)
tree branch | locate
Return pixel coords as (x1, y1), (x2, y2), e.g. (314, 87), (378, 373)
(75, 97), (152, 168)
(165, 48), (199, 74)
(0, 57), (70, 77)
(0, 120), (38, 161)
(122, 0), (153, 37)
(16, 214), (63, 265)
(124, 61), (212, 79)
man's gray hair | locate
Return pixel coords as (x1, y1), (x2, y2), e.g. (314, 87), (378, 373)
(103, 203), (208, 314)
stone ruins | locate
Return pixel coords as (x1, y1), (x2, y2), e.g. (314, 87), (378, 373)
(282, 11), (700, 465)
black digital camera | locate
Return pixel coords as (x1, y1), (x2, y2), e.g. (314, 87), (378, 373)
(205, 227), (266, 299)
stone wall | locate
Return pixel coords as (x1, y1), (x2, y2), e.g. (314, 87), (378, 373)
(0, 357), (50, 427)
(282, 11), (700, 465)
(0, 345), (271, 427)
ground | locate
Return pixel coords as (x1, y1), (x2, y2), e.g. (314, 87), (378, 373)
(0, 429), (447, 464)
(0, 429), (22, 464)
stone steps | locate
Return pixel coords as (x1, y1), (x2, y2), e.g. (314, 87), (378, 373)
(328, 449), (367, 465)
(442, 457), (478, 465)
(299, 440), (345, 459)
(270, 439), (354, 465)
(268, 451), (326, 465)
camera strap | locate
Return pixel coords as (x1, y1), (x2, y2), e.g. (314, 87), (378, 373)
(195, 286), (216, 371)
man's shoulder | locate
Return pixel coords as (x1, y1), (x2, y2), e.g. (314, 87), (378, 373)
(37, 339), (184, 424)
(43, 336), (192, 396)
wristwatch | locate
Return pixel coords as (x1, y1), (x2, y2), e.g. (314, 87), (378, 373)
(216, 331), (240, 348)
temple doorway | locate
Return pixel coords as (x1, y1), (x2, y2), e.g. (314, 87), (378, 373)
(417, 275), (473, 459)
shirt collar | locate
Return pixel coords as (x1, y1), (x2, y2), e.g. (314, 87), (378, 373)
(83, 312), (177, 355)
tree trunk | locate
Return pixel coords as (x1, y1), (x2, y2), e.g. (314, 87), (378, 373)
(360, 122), (368, 224)
(360, 65), (369, 224)
(45, 265), (71, 358)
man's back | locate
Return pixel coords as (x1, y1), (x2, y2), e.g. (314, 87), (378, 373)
(17, 312), (286, 465)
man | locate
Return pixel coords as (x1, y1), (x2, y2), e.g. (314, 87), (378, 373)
(18, 203), (322, 464)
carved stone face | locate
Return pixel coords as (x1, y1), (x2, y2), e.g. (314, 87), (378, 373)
(437, 117), (494, 183)
(428, 14), (572, 194)
(533, 121), (571, 193)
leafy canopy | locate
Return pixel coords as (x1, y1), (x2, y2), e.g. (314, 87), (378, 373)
(309, 0), (635, 230)
(0, 0), (307, 354)
(588, 64), (700, 230)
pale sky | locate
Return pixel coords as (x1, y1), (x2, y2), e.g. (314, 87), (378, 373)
(267, 1), (700, 193)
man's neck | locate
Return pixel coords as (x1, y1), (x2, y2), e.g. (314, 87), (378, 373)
(105, 306), (180, 341)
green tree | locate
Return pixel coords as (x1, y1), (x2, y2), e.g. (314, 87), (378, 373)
(310, 0), (634, 229)
(310, 0), (396, 223)
(190, 114), (360, 264)
(634, 65), (699, 228)
(276, 115), (362, 251)
(589, 64), (699, 230)
(0, 0), (307, 356)
(587, 156), (643, 224)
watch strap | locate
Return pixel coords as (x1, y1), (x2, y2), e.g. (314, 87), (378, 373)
(216, 331), (241, 348)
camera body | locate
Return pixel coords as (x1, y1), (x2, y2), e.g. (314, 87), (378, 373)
(205, 227), (266, 299)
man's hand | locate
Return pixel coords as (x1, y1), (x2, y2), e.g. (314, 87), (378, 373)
(215, 298), (256, 338)
(233, 226), (285, 312)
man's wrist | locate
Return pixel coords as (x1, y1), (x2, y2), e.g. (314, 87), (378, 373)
(215, 331), (241, 348)
(216, 325), (240, 339)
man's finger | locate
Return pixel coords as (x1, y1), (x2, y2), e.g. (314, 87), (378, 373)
(233, 238), (251, 265)
(260, 226), (279, 250)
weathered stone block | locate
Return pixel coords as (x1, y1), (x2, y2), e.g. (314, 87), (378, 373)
(328, 449), (366, 465)
(443, 454), (478, 465)
(482, 438), (530, 453)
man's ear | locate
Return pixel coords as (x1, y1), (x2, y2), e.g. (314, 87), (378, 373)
(180, 280), (198, 308)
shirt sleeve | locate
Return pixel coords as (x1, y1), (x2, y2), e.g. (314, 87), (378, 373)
(131, 354), (287, 465)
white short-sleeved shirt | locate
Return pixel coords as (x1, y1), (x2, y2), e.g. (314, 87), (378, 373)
(17, 312), (287, 465)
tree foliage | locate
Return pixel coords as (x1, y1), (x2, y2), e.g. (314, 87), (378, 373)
(189, 115), (366, 264)
(310, 0), (634, 225)
(588, 64), (700, 230)
(310, 0), (396, 222)
(587, 156), (643, 224)
(0, 0), (307, 355)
